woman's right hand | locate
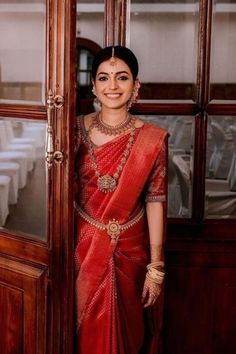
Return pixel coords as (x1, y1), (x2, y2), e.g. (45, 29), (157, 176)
(141, 276), (162, 308)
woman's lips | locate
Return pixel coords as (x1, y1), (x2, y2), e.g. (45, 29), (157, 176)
(105, 93), (122, 99)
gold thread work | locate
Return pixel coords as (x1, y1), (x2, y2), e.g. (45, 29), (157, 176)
(74, 202), (144, 243)
(86, 114), (136, 193)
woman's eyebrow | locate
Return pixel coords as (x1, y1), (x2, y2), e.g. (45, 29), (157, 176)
(97, 71), (130, 76)
(115, 71), (129, 75)
(97, 72), (109, 76)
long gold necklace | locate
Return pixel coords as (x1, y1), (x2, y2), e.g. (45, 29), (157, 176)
(94, 112), (134, 136)
(86, 115), (136, 193)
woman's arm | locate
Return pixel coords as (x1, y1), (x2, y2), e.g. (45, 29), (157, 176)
(142, 201), (165, 308)
(146, 201), (164, 262)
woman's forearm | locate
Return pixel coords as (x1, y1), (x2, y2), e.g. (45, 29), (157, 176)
(146, 201), (165, 262)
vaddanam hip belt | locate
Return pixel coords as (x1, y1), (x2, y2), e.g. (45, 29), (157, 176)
(74, 202), (145, 243)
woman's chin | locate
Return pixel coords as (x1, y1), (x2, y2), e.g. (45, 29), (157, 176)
(100, 101), (129, 110)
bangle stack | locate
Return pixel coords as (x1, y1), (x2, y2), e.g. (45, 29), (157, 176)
(146, 261), (165, 285)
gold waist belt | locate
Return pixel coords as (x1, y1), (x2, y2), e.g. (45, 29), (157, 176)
(74, 202), (145, 243)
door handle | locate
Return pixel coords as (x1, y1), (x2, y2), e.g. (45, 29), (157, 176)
(46, 90), (64, 167)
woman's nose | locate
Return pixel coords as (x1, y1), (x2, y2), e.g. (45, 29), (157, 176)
(109, 77), (118, 90)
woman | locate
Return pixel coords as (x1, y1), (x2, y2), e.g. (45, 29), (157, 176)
(74, 46), (168, 354)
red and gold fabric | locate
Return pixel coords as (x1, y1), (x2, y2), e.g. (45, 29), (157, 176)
(74, 117), (168, 354)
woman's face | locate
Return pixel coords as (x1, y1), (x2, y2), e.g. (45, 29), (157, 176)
(94, 57), (136, 110)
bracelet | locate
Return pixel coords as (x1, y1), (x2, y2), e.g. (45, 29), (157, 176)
(147, 261), (165, 270)
(146, 261), (165, 285)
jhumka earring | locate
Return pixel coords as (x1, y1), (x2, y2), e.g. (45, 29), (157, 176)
(92, 85), (101, 110)
(109, 47), (117, 66)
(92, 85), (96, 96)
(127, 80), (141, 111)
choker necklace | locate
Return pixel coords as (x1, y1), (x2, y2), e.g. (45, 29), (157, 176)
(86, 116), (136, 193)
(94, 113), (134, 136)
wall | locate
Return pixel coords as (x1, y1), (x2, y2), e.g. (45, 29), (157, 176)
(0, 12), (45, 83)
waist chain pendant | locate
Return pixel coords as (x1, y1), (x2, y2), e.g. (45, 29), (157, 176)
(107, 219), (121, 242)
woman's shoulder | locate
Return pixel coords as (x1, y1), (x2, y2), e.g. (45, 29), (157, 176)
(136, 118), (168, 138)
(76, 112), (97, 132)
(83, 112), (97, 131)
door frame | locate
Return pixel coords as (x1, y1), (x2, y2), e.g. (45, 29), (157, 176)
(0, 1), (76, 353)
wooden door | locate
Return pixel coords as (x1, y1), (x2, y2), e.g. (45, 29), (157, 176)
(0, 1), (76, 353)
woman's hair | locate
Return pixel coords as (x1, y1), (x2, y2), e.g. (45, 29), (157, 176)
(92, 46), (139, 81)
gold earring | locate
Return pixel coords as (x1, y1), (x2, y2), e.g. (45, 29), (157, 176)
(92, 86), (96, 96)
(127, 81), (141, 111)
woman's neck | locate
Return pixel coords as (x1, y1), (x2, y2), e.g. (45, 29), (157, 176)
(100, 107), (128, 126)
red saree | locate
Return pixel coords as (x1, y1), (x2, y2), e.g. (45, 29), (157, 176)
(74, 117), (168, 354)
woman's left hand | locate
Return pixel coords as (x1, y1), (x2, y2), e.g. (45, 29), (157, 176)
(141, 276), (162, 308)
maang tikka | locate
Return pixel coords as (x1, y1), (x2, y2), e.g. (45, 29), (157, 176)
(109, 47), (117, 66)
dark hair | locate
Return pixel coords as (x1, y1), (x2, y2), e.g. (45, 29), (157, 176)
(91, 46), (139, 81)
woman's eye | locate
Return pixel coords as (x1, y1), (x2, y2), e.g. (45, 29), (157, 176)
(98, 76), (108, 81)
(118, 76), (129, 81)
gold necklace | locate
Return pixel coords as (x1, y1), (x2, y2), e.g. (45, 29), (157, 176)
(94, 112), (134, 136)
(86, 116), (136, 193)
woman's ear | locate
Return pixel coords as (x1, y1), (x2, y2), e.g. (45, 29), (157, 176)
(127, 79), (141, 111)
(92, 80), (96, 96)
(134, 79), (141, 92)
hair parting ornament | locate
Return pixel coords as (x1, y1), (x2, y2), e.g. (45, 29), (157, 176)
(109, 46), (117, 66)
(91, 46), (139, 80)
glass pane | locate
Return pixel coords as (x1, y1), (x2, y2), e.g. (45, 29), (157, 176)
(0, 0), (46, 104)
(140, 115), (195, 218)
(210, 0), (236, 101)
(205, 116), (236, 218)
(0, 118), (47, 239)
(129, 0), (199, 101)
(76, 1), (104, 115)
(76, 0), (104, 47)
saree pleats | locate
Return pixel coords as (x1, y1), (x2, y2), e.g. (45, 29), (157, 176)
(75, 219), (148, 354)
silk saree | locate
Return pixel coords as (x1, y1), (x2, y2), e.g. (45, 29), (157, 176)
(74, 116), (168, 354)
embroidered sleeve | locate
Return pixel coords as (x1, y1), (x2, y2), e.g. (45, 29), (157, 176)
(145, 134), (168, 203)
(74, 116), (82, 154)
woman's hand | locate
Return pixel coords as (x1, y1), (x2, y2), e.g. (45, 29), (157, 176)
(141, 276), (162, 308)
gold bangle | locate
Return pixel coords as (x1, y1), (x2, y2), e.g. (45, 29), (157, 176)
(148, 268), (165, 278)
(147, 261), (165, 269)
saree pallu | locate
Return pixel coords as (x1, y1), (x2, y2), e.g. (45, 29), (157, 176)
(75, 121), (168, 354)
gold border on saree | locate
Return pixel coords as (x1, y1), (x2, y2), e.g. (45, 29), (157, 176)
(74, 202), (145, 243)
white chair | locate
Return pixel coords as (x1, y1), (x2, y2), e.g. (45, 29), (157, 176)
(172, 154), (192, 217)
(0, 162), (20, 204)
(205, 137), (236, 217)
(0, 152), (27, 188)
(205, 188), (236, 217)
(4, 120), (36, 147)
(0, 121), (35, 171)
(21, 122), (46, 149)
(0, 175), (10, 227)
(209, 121), (233, 179)
(169, 117), (193, 153)
(168, 151), (181, 216)
(227, 125), (236, 191)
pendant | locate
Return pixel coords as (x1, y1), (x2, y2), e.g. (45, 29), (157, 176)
(97, 175), (117, 193)
(107, 219), (121, 242)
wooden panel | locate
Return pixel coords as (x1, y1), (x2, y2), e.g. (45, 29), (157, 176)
(163, 239), (236, 354)
(0, 256), (47, 354)
(0, 233), (49, 266)
(0, 284), (23, 354)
